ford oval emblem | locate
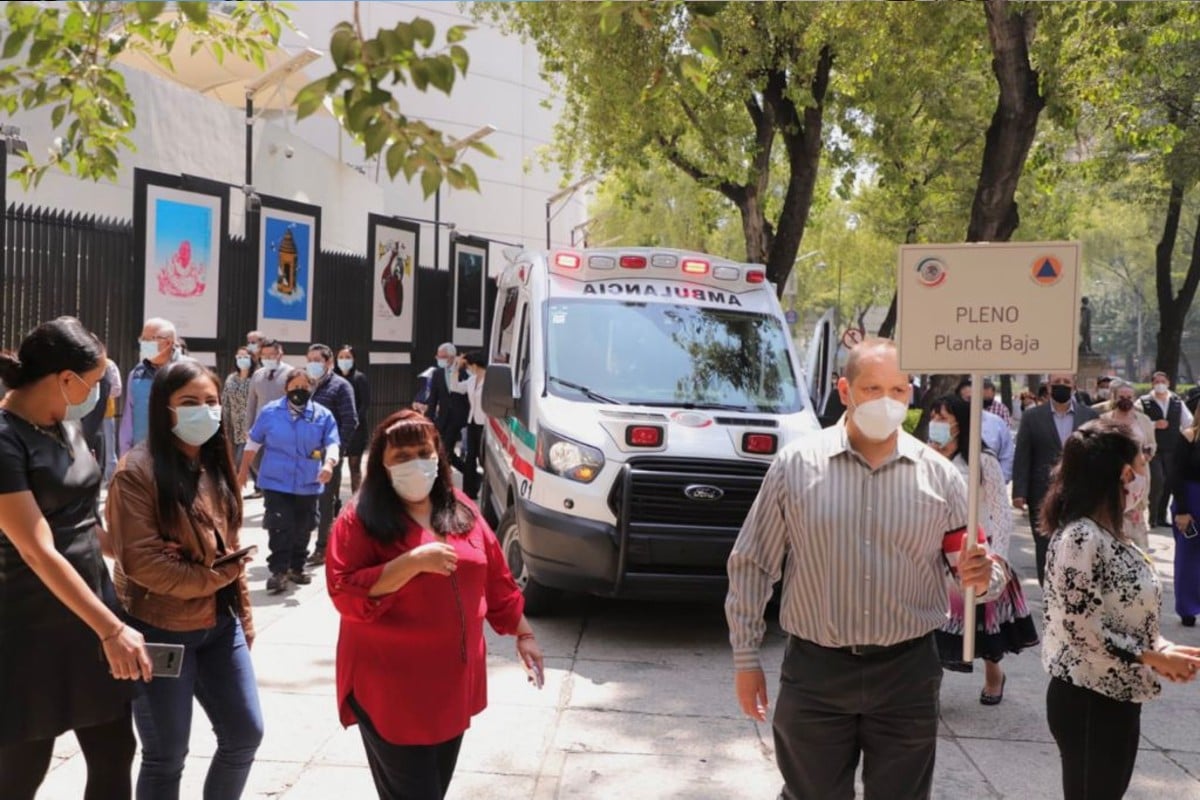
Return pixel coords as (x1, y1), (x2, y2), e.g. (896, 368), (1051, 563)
(684, 484), (724, 501)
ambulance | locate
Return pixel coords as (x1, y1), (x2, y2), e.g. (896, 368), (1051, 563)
(479, 247), (835, 614)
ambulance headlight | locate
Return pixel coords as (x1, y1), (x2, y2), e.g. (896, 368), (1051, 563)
(536, 427), (604, 483)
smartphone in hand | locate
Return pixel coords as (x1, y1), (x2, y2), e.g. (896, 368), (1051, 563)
(212, 545), (258, 568)
(145, 643), (185, 679)
(526, 660), (544, 690)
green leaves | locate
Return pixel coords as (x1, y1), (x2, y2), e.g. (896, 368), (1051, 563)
(0, 0), (292, 187)
(296, 14), (488, 196)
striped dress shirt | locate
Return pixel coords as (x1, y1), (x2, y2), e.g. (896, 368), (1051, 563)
(727, 423), (999, 672)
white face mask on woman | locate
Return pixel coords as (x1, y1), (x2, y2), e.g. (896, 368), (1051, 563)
(388, 456), (440, 502)
(850, 396), (909, 442)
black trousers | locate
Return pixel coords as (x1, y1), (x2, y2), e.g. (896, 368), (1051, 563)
(0, 713), (136, 800)
(1149, 451), (1175, 526)
(1046, 677), (1141, 800)
(314, 459), (344, 552)
(462, 423), (483, 499)
(773, 634), (941, 800)
(1029, 499), (1050, 586)
(348, 695), (463, 800)
(263, 490), (319, 575)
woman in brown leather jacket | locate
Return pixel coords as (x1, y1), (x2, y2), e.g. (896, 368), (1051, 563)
(107, 359), (263, 800)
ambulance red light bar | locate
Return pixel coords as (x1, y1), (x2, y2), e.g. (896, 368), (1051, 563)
(681, 259), (710, 276)
(554, 252), (582, 269)
(619, 255), (648, 269)
(745, 270), (766, 284)
(625, 425), (664, 447)
(742, 432), (778, 455)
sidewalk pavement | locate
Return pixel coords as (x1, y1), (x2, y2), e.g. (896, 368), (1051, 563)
(39, 502), (1200, 799)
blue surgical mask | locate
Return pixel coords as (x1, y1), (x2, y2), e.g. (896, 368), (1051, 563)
(928, 420), (954, 446)
(247, 343), (260, 354)
(337, 358), (354, 373)
(261, 358), (280, 371)
(139, 340), (160, 361)
(306, 361), (326, 380)
(436, 357), (451, 369)
(62, 376), (100, 422)
(236, 356), (252, 371)
(172, 405), (222, 446)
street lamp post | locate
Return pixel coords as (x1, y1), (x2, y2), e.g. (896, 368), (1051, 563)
(433, 124), (497, 270)
(545, 175), (596, 248)
(242, 48), (321, 202)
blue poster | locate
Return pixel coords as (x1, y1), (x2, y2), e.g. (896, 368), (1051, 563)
(261, 215), (311, 322)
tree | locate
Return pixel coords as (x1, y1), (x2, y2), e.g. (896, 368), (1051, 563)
(0, 0), (485, 195)
(490, 1), (838, 293)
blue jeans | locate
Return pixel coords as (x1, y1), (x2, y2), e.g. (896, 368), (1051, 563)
(127, 611), (264, 800)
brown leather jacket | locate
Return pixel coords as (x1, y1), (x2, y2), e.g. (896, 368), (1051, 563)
(106, 445), (254, 639)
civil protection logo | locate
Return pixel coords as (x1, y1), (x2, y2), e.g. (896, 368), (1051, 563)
(1031, 255), (1063, 286)
(915, 257), (947, 287)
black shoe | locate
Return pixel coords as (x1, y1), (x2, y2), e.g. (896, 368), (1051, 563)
(267, 573), (289, 594)
(243, 489), (263, 500)
(980, 674), (1006, 706)
(306, 548), (326, 567)
(1183, 616), (1196, 627)
(288, 569), (313, 585)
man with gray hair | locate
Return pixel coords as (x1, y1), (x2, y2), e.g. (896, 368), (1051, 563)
(425, 341), (469, 464)
(118, 316), (177, 454)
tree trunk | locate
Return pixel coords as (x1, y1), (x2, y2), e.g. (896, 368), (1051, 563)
(1152, 183), (1200, 387)
(966, 0), (1045, 243)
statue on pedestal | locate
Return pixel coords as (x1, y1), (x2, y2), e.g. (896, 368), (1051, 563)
(1079, 297), (1093, 355)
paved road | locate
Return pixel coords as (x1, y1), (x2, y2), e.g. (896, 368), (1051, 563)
(40, 501), (1200, 799)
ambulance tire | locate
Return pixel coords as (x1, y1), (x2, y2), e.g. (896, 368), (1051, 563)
(477, 474), (499, 528)
(498, 507), (559, 616)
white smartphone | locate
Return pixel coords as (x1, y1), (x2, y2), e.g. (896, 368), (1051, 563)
(146, 643), (185, 679)
(526, 661), (544, 690)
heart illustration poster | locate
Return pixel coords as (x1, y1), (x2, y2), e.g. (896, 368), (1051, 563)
(142, 185), (221, 338)
(369, 216), (419, 343)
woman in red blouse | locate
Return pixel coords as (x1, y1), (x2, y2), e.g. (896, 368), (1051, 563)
(326, 409), (543, 799)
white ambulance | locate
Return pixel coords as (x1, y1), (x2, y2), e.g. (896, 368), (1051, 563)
(479, 247), (834, 614)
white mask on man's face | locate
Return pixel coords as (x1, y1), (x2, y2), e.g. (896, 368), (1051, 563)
(850, 395), (909, 442)
(1154, 382), (1169, 396)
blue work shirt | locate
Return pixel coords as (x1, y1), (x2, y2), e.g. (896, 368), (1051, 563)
(248, 399), (339, 496)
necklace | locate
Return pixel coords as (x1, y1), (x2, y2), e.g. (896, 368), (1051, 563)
(4, 408), (70, 452)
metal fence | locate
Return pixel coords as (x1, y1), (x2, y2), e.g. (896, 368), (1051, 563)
(1, 202), (493, 436)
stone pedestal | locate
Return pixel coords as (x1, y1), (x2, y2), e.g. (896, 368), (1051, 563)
(1077, 352), (1111, 394)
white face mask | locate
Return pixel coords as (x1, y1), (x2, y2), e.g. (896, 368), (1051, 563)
(261, 358), (280, 371)
(172, 405), (222, 446)
(388, 456), (440, 502)
(337, 358), (354, 373)
(850, 396), (909, 442)
(1153, 383), (1169, 396)
(139, 340), (161, 361)
(1125, 468), (1149, 513)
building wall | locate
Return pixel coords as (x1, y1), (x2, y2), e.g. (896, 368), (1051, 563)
(2, 1), (588, 263)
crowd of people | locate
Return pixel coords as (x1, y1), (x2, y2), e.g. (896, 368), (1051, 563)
(0, 316), (539, 800)
(4, 312), (1200, 800)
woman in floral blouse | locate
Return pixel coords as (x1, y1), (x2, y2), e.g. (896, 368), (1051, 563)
(1041, 418), (1200, 800)
(222, 347), (253, 466)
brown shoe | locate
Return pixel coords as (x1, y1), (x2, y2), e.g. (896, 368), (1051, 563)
(288, 569), (313, 586)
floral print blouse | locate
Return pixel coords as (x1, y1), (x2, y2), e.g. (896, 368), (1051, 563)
(222, 373), (251, 445)
(1042, 517), (1171, 703)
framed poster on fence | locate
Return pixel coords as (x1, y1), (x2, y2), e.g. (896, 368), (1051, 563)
(134, 169), (227, 339)
(451, 235), (488, 348)
(257, 198), (321, 344)
(368, 214), (419, 344)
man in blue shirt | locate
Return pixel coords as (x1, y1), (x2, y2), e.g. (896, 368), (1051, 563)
(957, 378), (1015, 482)
(305, 343), (359, 566)
(118, 317), (177, 454)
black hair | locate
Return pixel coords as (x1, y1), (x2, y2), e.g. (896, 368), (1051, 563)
(1039, 418), (1139, 540)
(929, 395), (981, 464)
(230, 346), (253, 379)
(355, 408), (475, 542)
(462, 350), (487, 369)
(954, 377), (972, 398)
(259, 337), (281, 353)
(0, 316), (104, 389)
(147, 360), (242, 535)
(335, 344), (358, 377)
(308, 343), (333, 362)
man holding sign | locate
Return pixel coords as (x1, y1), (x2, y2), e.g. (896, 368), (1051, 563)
(726, 339), (1004, 800)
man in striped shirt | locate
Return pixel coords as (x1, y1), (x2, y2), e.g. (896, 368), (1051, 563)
(726, 339), (1002, 800)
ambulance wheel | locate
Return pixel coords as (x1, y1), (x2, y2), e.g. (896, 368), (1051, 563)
(477, 474), (499, 528)
(499, 507), (559, 616)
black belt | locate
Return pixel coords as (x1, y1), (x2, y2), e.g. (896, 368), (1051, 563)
(800, 634), (929, 658)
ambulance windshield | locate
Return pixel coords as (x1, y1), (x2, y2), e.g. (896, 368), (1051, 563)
(544, 300), (802, 413)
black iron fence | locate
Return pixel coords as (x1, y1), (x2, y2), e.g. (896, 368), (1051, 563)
(1, 202), (493, 436)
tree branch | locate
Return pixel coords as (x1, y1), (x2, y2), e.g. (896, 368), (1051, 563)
(655, 135), (747, 206)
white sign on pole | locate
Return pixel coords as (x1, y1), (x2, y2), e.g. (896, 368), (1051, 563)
(897, 241), (1082, 373)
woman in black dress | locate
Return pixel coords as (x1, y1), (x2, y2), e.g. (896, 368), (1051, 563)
(0, 317), (152, 800)
(335, 344), (370, 493)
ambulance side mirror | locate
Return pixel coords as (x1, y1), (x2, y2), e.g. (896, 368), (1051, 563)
(482, 364), (515, 418)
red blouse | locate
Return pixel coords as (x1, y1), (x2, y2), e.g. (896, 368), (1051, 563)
(326, 494), (525, 745)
